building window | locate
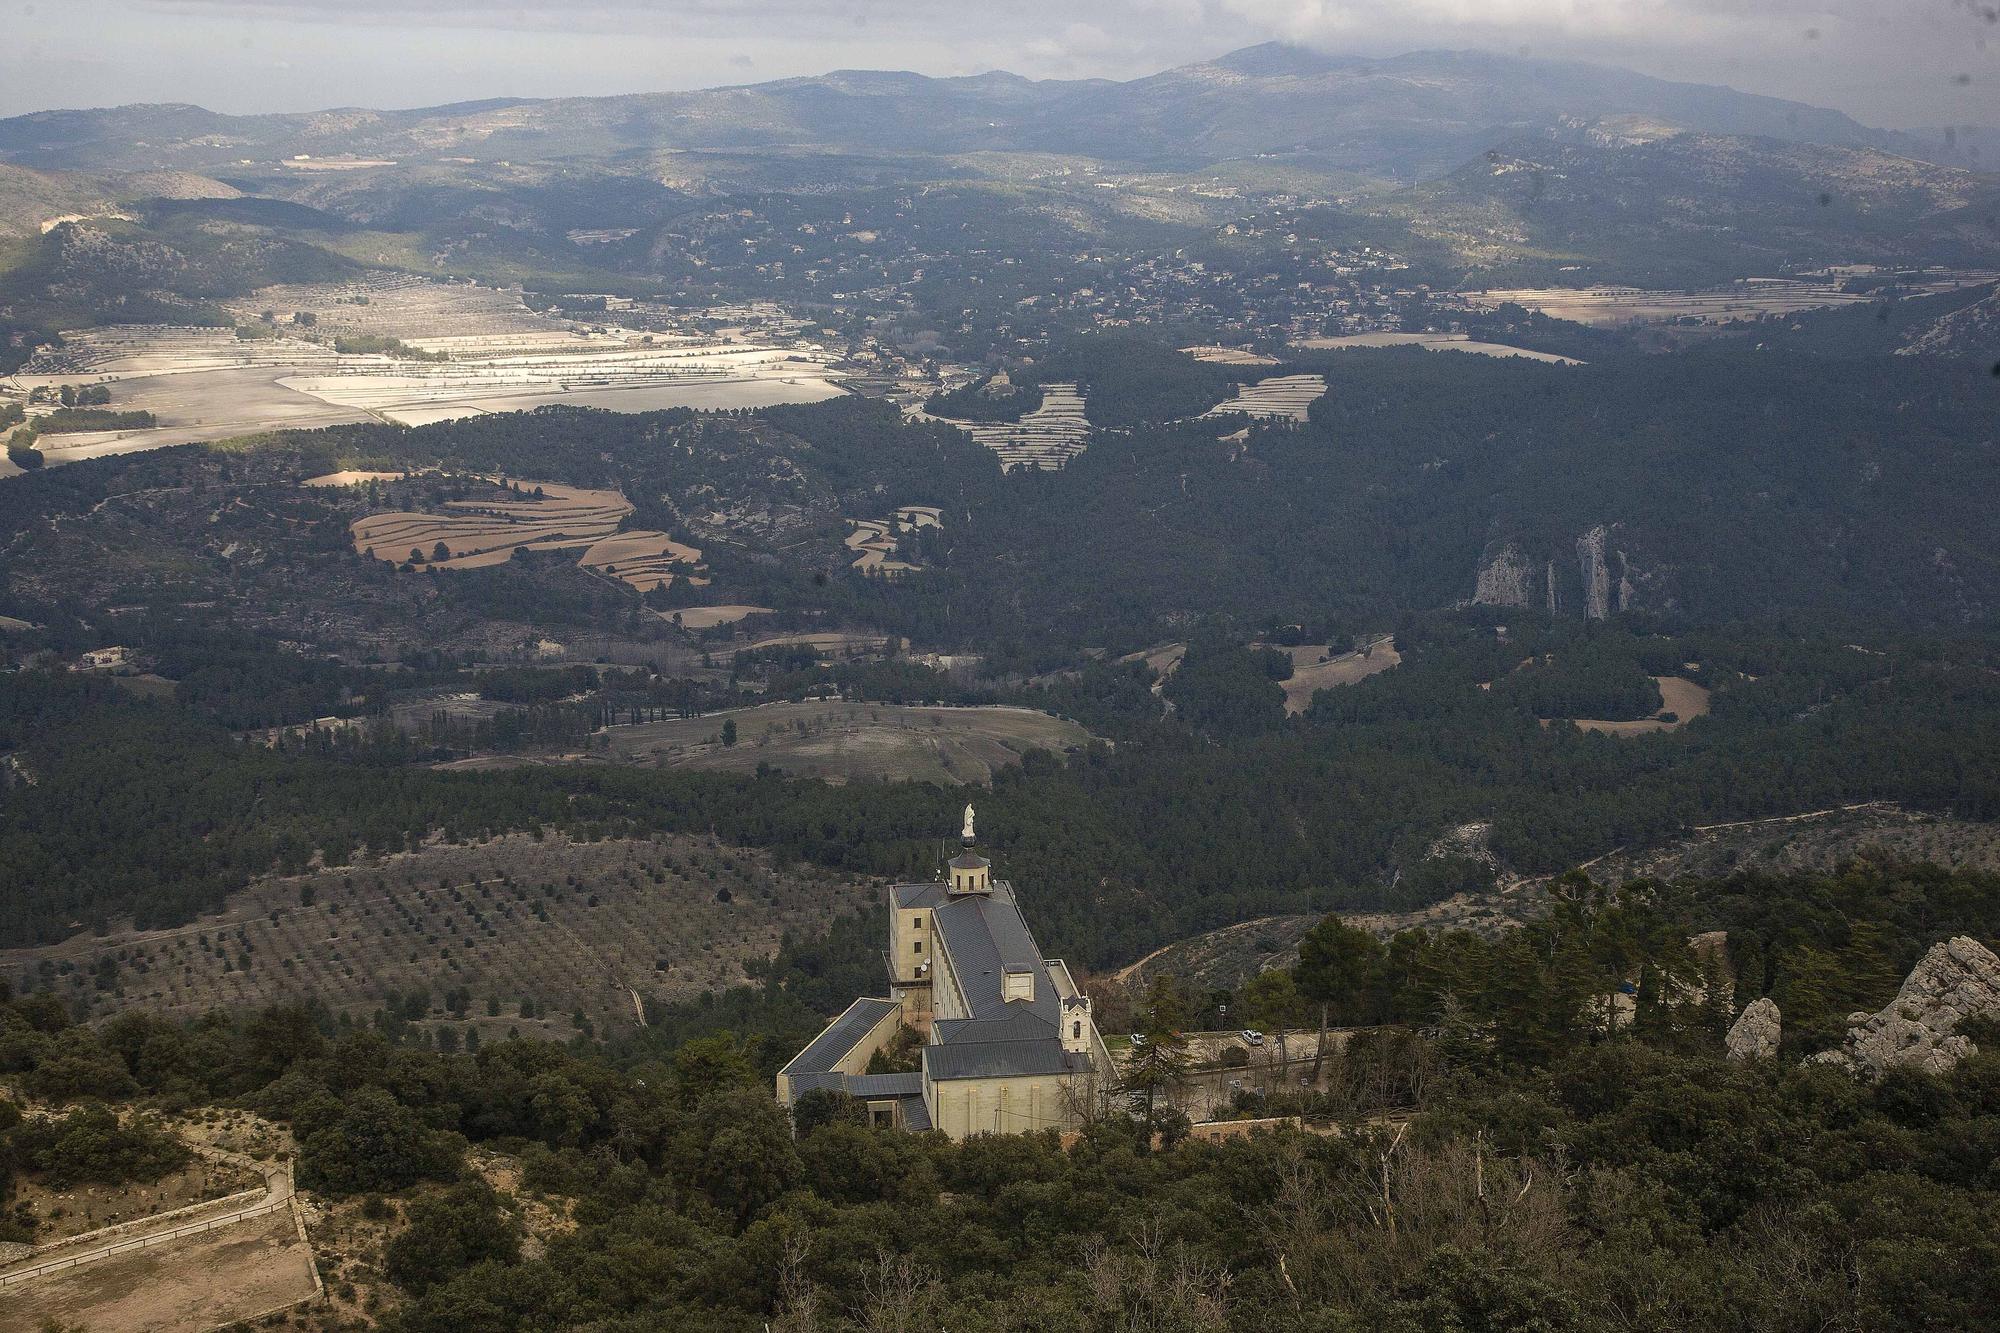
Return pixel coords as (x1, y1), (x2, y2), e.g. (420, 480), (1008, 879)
(1072, 1021), (1082, 1040)
(913, 915), (924, 928)
(913, 941), (923, 954)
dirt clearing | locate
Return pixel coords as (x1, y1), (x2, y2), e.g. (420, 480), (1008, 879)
(0, 1207), (317, 1333)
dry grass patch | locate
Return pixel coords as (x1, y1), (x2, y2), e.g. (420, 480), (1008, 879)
(1570, 675), (1712, 737)
(1270, 637), (1401, 715)
(599, 700), (1093, 785)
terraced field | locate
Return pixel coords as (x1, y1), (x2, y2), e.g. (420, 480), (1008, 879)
(349, 480), (709, 589)
(955, 382), (1090, 470)
(0, 834), (879, 1036)
(846, 504), (941, 574)
(1180, 345), (1278, 365)
(1199, 373), (1326, 422)
(579, 529), (708, 592)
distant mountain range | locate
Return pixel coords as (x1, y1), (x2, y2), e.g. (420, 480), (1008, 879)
(0, 44), (1988, 180)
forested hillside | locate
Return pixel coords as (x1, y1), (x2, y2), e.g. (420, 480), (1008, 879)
(3, 863), (1997, 1331)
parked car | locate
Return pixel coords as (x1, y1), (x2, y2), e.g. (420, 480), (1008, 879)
(1239, 1029), (1264, 1046)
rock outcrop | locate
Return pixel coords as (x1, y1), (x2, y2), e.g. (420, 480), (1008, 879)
(1577, 525), (1612, 620)
(1810, 936), (2000, 1079)
(1725, 996), (1781, 1061)
(1473, 542), (1533, 608)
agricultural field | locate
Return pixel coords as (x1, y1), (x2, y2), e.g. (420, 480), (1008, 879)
(1267, 636), (1402, 714)
(277, 333), (844, 426)
(595, 699), (1094, 784)
(578, 529), (707, 593)
(1459, 270), (1999, 326)
(931, 382), (1090, 470)
(1291, 331), (1583, 364)
(0, 834), (881, 1037)
(1199, 373), (1326, 422)
(349, 479), (711, 592)
(2, 275), (848, 475)
(662, 605), (775, 630)
(846, 504), (941, 574)
(1180, 345), (1278, 365)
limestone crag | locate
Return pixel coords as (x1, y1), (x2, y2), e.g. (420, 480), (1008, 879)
(1472, 542), (1533, 608)
(1725, 996), (1781, 1061)
(1810, 936), (2000, 1078)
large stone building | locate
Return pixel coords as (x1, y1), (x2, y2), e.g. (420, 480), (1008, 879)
(776, 807), (1110, 1138)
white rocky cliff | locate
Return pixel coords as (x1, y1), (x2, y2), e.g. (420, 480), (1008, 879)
(1810, 936), (2000, 1079)
(1725, 996), (1781, 1061)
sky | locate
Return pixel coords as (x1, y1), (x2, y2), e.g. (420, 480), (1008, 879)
(0, 0), (1994, 130)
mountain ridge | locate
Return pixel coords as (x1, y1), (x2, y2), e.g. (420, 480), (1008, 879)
(0, 44), (1982, 179)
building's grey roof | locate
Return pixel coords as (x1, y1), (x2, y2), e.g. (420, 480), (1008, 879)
(932, 1008), (1057, 1047)
(780, 1070), (932, 1132)
(924, 1040), (1090, 1082)
(844, 1072), (923, 1099)
(931, 882), (1060, 1024)
(949, 851), (990, 870)
(891, 882), (950, 910)
(779, 996), (900, 1077)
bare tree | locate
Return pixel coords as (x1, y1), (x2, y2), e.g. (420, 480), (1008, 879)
(771, 1232), (821, 1333)
(856, 1248), (941, 1333)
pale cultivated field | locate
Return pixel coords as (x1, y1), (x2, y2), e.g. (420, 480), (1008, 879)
(280, 336), (844, 426)
(597, 700), (1094, 784)
(1270, 637), (1402, 714)
(1461, 271), (2000, 327)
(923, 383), (1090, 470)
(1292, 332), (1583, 364)
(1570, 675), (1712, 736)
(664, 604), (774, 630)
(0, 834), (878, 1035)
(350, 480), (709, 588)
(741, 631), (890, 655)
(579, 530), (706, 592)
(301, 469), (408, 487)
(1180, 345), (1279, 365)
(2, 277), (847, 476)
(847, 504), (941, 574)
(1200, 373), (1327, 422)
(0, 1208), (316, 1333)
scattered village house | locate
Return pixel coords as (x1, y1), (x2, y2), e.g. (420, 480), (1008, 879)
(776, 805), (1111, 1137)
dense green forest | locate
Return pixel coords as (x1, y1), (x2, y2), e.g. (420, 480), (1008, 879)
(84, 339), (1983, 671)
(2, 616), (1997, 958)
(3, 863), (1997, 1331)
